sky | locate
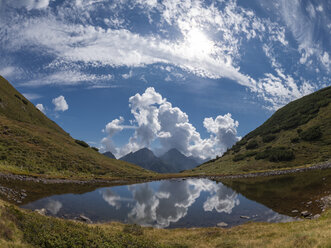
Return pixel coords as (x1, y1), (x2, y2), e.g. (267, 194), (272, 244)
(0, 0), (330, 159)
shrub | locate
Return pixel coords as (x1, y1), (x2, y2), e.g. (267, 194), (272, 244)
(91, 147), (99, 152)
(291, 137), (300, 143)
(268, 149), (295, 162)
(22, 99), (28, 105)
(262, 135), (276, 143)
(246, 140), (258, 150)
(233, 154), (245, 162)
(245, 151), (257, 157)
(299, 126), (322, 141)
(14, 94), (21, 100)
(297, 128), (302, 134)
(74, 139), (89, 148)
(123, 224), (143, 236)
(255, 147), (295, 162)
(0, 221), (13, 240)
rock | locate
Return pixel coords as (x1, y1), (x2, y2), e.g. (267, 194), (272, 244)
(35, 208), (47, 215)
(77, 215), (92, 224)
(313, 214), (321, 219)
(291, 210), (299, 213)
(217, 222), (228, 228)
(301, 211), (310, 217)
(307, 201), (312, 205)
(240, 216), (250, 219)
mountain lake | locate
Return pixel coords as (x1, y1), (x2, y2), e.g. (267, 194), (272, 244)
(0, 169), (330, 228)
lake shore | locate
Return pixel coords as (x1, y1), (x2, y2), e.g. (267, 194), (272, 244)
(0, 160), (330, 185)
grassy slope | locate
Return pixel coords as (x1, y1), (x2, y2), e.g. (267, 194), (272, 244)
(189, 86), (331, 175)
(0, 76), (156, 180)
(0, 199), (330, 248)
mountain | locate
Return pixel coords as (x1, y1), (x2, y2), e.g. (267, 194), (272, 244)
(188, 86), (331, 175)
(160, 148), (199, 172)
(120, 148), (176, 173)
(0, 76), (155, 179)
(103, 151), (116, 159)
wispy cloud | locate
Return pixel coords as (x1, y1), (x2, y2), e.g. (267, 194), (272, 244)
(21, 70), (113, 87)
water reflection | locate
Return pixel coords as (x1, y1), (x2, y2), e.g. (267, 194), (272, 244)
(45, 200), (62, 215)
(21, 178), (304, 228)
(203, 186), (239, 214)
(125, 179), (241, 227)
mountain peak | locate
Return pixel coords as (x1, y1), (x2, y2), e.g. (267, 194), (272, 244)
(103, 151), (116, 159)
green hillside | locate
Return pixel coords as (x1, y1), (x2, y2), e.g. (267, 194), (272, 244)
(0, 76), (156, 180)
(189, 86), (331, 175)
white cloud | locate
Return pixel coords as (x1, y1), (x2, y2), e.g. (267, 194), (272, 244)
(36, 103), (46, 113)
(102, 87), (240, 159)
(23, 93), (42, 100)
(256, 69), (316, 110)
(320, 52), (330, 71)
(122, 70), (133, 79)
(1, 0), (50, 10)
(21, 70), (113, 87)
(52, 95), (68, 112)
(316, 5), (323, 12)
(0, 0), (327, 111)
(279, 0), (327, 67)
(0, 66), (16, 78)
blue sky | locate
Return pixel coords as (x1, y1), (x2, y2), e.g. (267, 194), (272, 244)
(0, 0), (330, 159)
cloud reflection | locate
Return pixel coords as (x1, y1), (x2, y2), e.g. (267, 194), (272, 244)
(127, 179), (239, 228)
(45, 200), (62, 215)
(203, 185), (239, 214)
(101, 189), (133, 210)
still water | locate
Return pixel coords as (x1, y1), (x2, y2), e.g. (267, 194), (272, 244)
(21, 178), (296, 228)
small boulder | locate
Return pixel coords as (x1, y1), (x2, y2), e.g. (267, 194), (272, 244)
(240, 216), (250, 219)
(301, 211), (310, 217)
(313, 214), (321, 219)
(217, 222), (228, 228)
(291, 210), (299, 213)
(77, 215), (92, 224)
(35, 208), (47, 215)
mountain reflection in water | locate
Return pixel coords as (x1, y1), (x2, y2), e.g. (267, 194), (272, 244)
(21, 178), (295, 228)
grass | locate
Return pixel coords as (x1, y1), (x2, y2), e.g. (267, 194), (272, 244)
(0, 199), (330, 248)
(0, 76), (157, 180)
(189, 86), (331, 175)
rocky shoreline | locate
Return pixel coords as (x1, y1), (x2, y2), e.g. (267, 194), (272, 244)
(207, 161), (331, 180)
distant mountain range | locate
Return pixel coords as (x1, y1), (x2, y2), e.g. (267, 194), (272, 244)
(103, 148), (204, 173)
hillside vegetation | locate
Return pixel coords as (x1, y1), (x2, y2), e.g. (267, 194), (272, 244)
(189, 86), (331, 175)
(0, 76), (155, 179)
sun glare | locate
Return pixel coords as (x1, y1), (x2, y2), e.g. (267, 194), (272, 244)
(185, 28), (214, 56)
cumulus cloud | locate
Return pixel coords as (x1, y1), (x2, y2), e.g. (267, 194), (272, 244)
(36, 103), (46, 113)
(102, 87), (240, 159)
(52, 95), (68, 112)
